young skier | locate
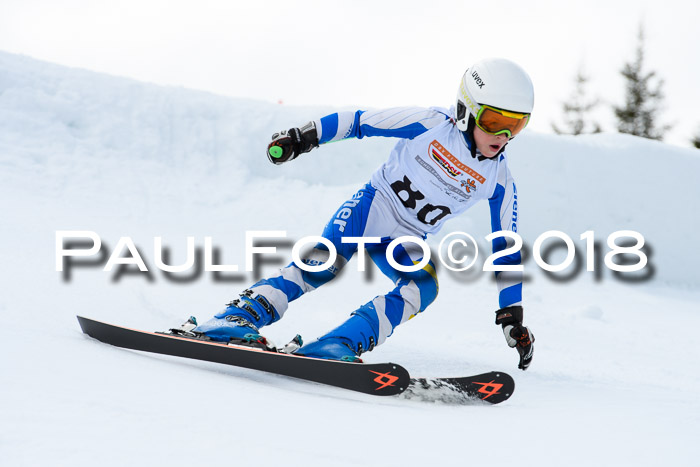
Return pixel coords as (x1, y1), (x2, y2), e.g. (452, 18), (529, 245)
(192, 57), (535, 370)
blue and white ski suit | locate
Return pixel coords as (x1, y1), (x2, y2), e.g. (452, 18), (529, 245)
(250, 106), (521, 347)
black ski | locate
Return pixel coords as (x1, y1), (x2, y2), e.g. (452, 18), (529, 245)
(77, 316), (514, 403)
(401, 372), (515, 404)
(77, 315), (409, 396)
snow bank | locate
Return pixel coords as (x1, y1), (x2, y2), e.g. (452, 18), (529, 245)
(2, 51), (697, 289)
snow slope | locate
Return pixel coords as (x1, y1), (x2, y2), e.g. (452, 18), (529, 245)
(1, 51), (699, 466)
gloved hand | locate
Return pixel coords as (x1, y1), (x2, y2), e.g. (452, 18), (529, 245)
(495, 305), (535, 370)
(266, 121), (319, 165)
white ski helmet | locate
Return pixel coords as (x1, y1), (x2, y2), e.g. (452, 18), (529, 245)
(456, 58), (534, 132)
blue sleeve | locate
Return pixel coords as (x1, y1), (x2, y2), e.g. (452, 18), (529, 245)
(488, 160), (523, 309)
(316, 107), (450, 144)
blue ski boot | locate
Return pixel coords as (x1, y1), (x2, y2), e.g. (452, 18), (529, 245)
(194, 289), (280, 348)
(295, 304), (380, 363)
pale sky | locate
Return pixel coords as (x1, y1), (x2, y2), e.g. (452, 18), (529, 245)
(1, 0), (699, 147)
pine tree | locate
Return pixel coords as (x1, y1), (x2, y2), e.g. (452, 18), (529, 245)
(614, 25), (669, 140)
(692, 128), (700, 149)
(552, 68), (602, 135)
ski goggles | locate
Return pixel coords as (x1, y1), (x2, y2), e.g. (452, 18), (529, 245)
(475, 105), (530, 139)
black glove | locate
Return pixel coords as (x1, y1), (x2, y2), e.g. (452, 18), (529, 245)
(495, 305), (535, 370)
(266, 121), (319, 165)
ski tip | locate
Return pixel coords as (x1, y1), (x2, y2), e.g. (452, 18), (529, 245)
(76, 315), (111, 337)
(469, 370), (516, 404)
(76, 315), (97, 335)
(76, 315), (88, 329)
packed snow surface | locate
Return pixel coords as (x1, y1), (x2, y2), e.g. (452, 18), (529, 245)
(1, 51), (698, 466)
